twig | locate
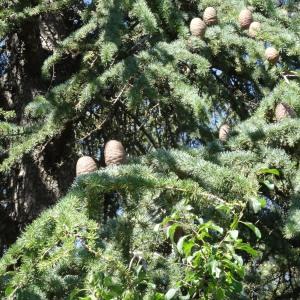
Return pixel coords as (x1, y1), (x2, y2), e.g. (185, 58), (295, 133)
(47, 65), (56, 93)
(200, 191), (226, 205)
(111, 83), (129, 104)
(119, 102), (158, 148)
(136, 103), (159, 131)
(281, 71), (299, 84)
(158, 185), (228, 205)
(80, 115), (111, 141)
(79, 84), (129, 141)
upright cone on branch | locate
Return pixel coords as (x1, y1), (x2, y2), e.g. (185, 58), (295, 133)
(219, 124), (230, 142)
(248, 21), (261, 37)
(2, 0), (300, 298)
(203, 7), (218, 26)
(104, 140), (126, 166)
(76, 156), (97, 176)
(275, 103), (296, 121)
(239, 9), (253, 29)
(190, 18), (206, 38)
(265, 47), (279, 64)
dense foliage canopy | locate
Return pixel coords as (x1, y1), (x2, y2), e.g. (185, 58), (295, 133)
(0, 0), (300, 299)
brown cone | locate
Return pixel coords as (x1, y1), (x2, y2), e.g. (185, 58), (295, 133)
(265, 47), (279, 64)
(248, 21), (261, 38)
(104, 140), (126, 166)
(275, 103), (296, 121)
(203, 7), (218, 26)
(76, 156), (97, 176)
(219, 124), (230, 142)
(239, 9), (253, 29)
(190, 18), (207, 38)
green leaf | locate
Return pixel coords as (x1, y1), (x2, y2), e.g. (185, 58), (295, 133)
(177, 236), (187, 254)
(154, 223), (160, 232)
(177, 236), (194, 256)
(222, 258), (245, 277)
(233, 254), (243, 265)
(165, 288), (179, 300)
(210, 224), (224, 234)
(167, 224), (179, 242)
(5, 286), (15, 297)
(259, 197), (267, 209)
(249, 198), (263, 213)
(241, 222), (261, 239)
(153, 293), (166, 300)
(208, 260), (221, 278)
(230, 215), (239, 230)
(184, 240), (195, 257)
(216, 204), (231, 214)
(215, 288), (225, 300)
(235, 241), (258, 256)
(229, 230), (239, 240)
(263, 180), (275, 190)
(257, 168), (280, 176)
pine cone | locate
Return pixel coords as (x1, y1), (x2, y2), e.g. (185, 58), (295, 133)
(219, 124), (230, 142)
(239, 9), (253, 29)
(275, 103), (296, 121)
(76, 156), (97, 176)
(265, 47), (279, 63)
(248, 21), (261, 37)
(190, 18), (206, 38)
(203, 7), (218, 26)
(104, 140), (126, 166)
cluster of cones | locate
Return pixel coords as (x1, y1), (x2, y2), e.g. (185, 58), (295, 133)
(190, 7), (280, 64)
(189, 7), (292, 142)
(219, 102), (297, 142)
(76, 140), (126, 176)
(76, 8), (292, 162)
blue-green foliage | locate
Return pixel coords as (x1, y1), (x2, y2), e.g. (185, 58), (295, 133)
(0, 0), (299, 298)
(0, 150), (263, 299)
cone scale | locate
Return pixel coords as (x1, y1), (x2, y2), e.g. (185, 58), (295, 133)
(76, 156), (97, 176)
(190, 18), (206, 38)
(203, 7), (218, 26)
(219, 124), (230, 142)
(239, 9), (253, 29)
(104, 140), (126, 166)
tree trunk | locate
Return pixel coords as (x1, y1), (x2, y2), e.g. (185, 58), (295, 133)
(0, 10), (77, 255)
